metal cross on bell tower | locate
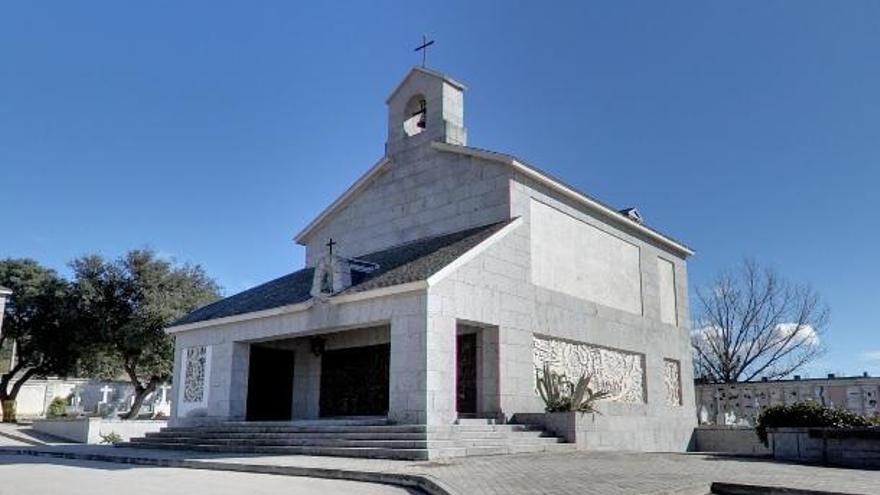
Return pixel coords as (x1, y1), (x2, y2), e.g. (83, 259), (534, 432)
(414, 34), (435, 68)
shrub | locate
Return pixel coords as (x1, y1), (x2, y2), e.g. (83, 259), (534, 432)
(99, 431), (123, 445)
(755, 401), (872, 446)
(47, 397), (67, 418)
(535, 363), (610, 413)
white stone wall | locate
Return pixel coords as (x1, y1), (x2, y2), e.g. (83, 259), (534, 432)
(530, 199), (643, 315)
(427, 173), (695, 450)
(170, 291), (433, 425)
(300, 148), (511, 266)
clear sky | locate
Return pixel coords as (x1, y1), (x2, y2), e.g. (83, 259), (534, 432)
(1, 2), (878, 377)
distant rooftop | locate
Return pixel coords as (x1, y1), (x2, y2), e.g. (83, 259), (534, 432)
(697, 372), (875, 385)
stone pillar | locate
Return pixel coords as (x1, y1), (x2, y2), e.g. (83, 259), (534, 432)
(389, 315), (427, 424)
(292, 344), (321, 419)
(206, 341), (234, 420)
(168, 341), (184, 425)
(227, 342), (250, 420)
(498, 325), (539, 419)
(477, 326), (501, 418)
(425, 315), (456, 425)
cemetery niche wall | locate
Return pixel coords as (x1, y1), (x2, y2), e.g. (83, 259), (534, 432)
(695, 374), (880, 427)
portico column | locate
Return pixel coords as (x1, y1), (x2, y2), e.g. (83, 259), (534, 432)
(227, 342), (249, 420)
(425, 314), (456, 424)
(389, 313), (456, 425)
(389, 315), (427, 424)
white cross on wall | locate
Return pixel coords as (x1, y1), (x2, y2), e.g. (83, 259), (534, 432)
(157, 384), (171, 404)
(99, 385), (113, 404)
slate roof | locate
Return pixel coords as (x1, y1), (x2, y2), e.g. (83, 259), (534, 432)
(173, 221), (508, 327)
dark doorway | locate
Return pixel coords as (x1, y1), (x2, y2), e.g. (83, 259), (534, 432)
(319, 343), (389, 417)
(246, 345), (295, 421)
(456, 333), (478, 415)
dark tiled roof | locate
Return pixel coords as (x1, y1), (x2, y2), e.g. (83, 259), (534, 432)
(173, 221), (508, 327)
(174, 268), (316, 326)
(344, 221), (508, 293)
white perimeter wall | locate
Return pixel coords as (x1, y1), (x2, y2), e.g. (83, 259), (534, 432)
(530, 199), (642, 315)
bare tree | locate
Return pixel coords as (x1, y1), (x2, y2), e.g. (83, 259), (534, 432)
(692, 259), (829, 383)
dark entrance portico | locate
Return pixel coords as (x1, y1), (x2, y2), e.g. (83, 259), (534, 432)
(246, 345), (295, 421)
(320, 343), (390, 417)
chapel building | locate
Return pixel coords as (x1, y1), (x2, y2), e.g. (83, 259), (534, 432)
(166, 67), (697, 452)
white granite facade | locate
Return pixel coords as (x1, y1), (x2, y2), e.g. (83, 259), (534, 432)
(167, 67), (696, 450)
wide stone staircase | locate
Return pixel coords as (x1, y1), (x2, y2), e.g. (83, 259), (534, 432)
(120, 418), (574, 460)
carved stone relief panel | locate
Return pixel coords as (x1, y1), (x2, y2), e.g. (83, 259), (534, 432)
(183, 346), (208, 404)
(533, 336), (646, 403)
(663, 358), (682, 406)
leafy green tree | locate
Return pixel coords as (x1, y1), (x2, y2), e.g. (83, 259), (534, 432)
(0, 259), (86, 422)
(73, 250), (220, 419)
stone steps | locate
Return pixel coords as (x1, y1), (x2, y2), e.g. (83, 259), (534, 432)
(155, 424), (543, 435)
(119, 440), (576, 460)
(122, 420), (573, 460)
(130, 436), (564, 449)
(143, 430), (550, 441)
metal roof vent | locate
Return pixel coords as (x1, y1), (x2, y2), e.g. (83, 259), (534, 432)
(619, 207), (644, 224)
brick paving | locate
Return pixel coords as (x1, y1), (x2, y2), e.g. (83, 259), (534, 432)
(2, 444), (879, 495)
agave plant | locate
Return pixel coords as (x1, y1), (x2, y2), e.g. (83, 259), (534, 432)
(570, 372), (612, 413)
(536, 363), (610, 413)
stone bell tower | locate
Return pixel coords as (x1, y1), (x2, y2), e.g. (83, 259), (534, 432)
(385, 67), (467, 156)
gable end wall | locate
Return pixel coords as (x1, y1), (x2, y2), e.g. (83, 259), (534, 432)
(301, 146), (512, 266)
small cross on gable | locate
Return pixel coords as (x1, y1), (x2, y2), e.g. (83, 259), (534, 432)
(326, 238), (337, 256)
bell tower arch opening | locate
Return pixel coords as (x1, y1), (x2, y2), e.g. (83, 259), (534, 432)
(403, 94), (427, 137)
(386, 67), (467, 155)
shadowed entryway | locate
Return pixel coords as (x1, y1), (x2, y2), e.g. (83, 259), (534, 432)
(319, 343), (389, 417)
(246, 346), (295, 421)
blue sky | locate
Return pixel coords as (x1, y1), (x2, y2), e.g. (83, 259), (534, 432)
(1, 2), (877, 377)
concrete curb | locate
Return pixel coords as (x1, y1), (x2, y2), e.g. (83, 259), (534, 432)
(5, 448), (453, 495)
(710, 482), (862, 495)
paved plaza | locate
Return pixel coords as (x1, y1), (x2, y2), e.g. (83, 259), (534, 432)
(0, 455), (415, 495)
(1, 441), (879, 495)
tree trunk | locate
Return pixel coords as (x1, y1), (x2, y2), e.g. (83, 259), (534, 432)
(1, 399), (16, 423)
(123, 386), (151, 420)
(0, 367), (36, 423)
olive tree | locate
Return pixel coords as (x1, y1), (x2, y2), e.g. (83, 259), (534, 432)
(73, 250), (220, 419)
(0, 259), (86, 422)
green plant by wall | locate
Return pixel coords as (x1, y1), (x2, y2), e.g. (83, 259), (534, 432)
(47, 397), (67, 418)
(755, 401), (872, 446)
(99, 431), (123, 445)
(535, 363), (610, 413)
